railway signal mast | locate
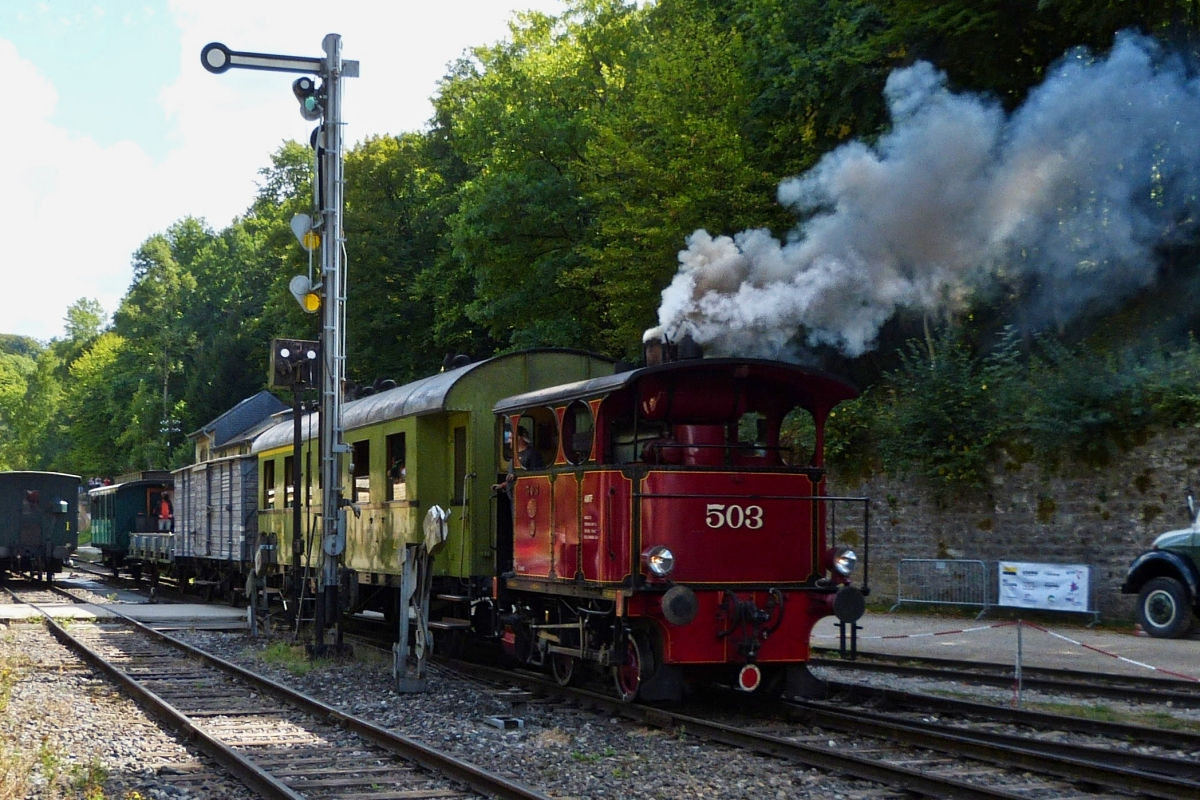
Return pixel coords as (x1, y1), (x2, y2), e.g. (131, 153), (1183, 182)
(201, 35), (359, 652)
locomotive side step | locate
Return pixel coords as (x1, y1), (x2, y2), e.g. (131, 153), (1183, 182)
(429, 617), (472, 630)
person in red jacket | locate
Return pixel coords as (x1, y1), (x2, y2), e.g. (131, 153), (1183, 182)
(157, 493), (174, 532)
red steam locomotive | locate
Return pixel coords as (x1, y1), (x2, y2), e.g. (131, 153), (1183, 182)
(481, 339), (868, 701)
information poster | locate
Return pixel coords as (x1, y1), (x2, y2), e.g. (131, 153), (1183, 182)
(998, 561), (1091, 612)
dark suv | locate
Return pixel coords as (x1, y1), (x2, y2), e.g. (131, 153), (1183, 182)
(1121, 492), (1200, 638)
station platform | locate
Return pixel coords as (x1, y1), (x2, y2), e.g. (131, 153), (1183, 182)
(0, 602), (248, 630)
(812, 611), (1200, 682)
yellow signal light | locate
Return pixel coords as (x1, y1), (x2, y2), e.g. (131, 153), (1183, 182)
(289, 275), (322, 314)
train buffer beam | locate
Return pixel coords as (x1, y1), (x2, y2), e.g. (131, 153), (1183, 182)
(428, 617), (471, 630)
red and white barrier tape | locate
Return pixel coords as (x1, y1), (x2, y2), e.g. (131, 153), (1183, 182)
(1017, 620), (1200, 683)
(814, 620), (1018, 640)
(817, 619), (1200, 682)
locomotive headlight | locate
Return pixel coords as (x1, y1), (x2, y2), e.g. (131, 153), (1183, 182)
(833, 548), (858, 577)
(644, 546), (675, 577)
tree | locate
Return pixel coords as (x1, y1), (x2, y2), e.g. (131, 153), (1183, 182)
(439, 1), (645, 351)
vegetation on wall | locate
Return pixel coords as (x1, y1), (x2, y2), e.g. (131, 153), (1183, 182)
(5, 0), (1200, 484)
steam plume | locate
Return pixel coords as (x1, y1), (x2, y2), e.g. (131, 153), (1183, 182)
(657, 33), (1200, 358)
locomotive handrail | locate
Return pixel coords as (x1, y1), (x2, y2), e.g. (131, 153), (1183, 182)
(632, 492), (868, 502)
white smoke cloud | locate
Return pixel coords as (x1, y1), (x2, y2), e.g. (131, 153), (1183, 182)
(657, 32), (1200, 358)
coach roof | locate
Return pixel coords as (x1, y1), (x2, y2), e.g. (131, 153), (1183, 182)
(251, 348), (614, 454)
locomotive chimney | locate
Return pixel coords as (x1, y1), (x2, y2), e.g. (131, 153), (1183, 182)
(642, 327), (704, 365)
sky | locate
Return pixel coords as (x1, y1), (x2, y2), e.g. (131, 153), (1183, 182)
(1, 0), (567, 342)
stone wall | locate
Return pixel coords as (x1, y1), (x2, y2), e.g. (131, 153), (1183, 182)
(833, 428), (1200, 621)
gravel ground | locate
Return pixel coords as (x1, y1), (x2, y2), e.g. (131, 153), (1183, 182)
(172, 630), (888, 800)
(0, 621), (248, 800)
(8, 609), (1198, 800)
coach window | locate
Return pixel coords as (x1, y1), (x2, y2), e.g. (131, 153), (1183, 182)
(352, 440), (371, 503)
(263, 460), (276, 509)
(386, 432), (407, 502)
(562, 401), (595, 465)
(284, 456), (295, 508)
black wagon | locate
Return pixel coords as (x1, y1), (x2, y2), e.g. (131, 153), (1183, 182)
(0, 471), (80, 580)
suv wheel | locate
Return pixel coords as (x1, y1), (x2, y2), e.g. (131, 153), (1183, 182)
(1137, 577), (1192, 638)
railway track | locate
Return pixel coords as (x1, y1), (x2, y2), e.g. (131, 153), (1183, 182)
(820, 679), (1200, 750)
(811, 648), (1200, 707)
(7, 591), (551, 800)
(1, 580), (86, 606)
(437, 657), (1199, 800)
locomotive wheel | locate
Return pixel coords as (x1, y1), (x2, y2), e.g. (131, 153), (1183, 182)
(551, 652), (577, 687)
(613, 632), (654, 702)
(1137, 577), (1192, 638)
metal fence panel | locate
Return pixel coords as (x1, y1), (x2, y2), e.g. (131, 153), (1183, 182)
(891, 558), (990, 617)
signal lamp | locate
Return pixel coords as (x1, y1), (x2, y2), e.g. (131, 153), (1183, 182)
(289, 275), (321, 313)
(292, 76), (323, 121)
(290, 214), (320, 252)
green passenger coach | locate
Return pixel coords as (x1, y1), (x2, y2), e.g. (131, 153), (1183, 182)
(251, 349), (615, 618)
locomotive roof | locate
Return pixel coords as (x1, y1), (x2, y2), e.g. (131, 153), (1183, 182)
(251, 348), (614, 453)
(492, 357), (859, 414)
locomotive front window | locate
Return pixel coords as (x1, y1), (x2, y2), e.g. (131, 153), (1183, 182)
(780, 407), (817, 466)
(737, 412), (769, 453)
(562, 401), (594, 465)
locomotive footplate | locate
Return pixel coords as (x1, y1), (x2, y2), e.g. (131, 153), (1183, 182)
(504, 576), (626, 602)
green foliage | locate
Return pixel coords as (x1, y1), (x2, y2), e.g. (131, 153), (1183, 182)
(873, 328), (1022, 494)
(826, 328), (1200, 495)
(3, 0), (1198, 481)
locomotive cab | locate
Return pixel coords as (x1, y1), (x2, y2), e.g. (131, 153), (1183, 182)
(493, 355), (869, 701)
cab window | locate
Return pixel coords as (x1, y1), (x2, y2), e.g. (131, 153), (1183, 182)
(562, 401), (595, 465)
(518, 407), (557, 469)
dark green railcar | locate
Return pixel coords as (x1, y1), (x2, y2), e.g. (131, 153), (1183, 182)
(88, 471), (173, 580)
(0, 471), (80, 579)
